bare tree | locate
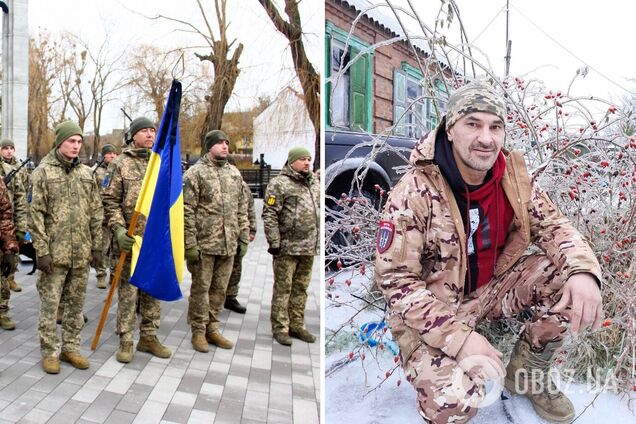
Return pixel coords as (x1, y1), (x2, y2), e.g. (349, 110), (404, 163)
(28, 33), (57, 161)
(257, 0), (320, 167)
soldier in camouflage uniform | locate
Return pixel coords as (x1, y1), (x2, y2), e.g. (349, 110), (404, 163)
(0, 155), (28, 330)
(224, 178), (257, 314)
(102, 117), (172, 363)
(0, 180), (19, 330)
(262, 147), (319, 346)
(375, 81), (602, 423)
(29, 121), (103, 374)
(1, 139), (29, 292)
(184, 130), (249, 352)
(93, 143), (118, 289)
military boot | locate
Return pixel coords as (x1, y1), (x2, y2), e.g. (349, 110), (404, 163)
(191, 331), (209, 353)
(224, 297), (247, 314)
(96, 275), (107, 289)
(8, 276), (22, 292)
(60, 351), (90, 369)
(137, 335), (172, 358)
(42, 356), (60, 374)
(289, 327), (316, 343)
(0, 315), (16, 330)
(273, 332), (292, 346)
(205, 330), (234, 349)
(505, 339), (574, 423)
(116, 340), (134, 363)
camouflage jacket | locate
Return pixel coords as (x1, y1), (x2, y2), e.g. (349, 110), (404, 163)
(375, 125), (602, 358)
(93, 162), (109, 194)
(242, 180), (257, 237)
(262, 165), (320, 256)
(183, 155), (249, 256)
(3, 156), (30, 195)
(0, 180), (18, 255)
(0, 161), (28, 232)
(102, 147), (149, 236)
(29, 150), (103, 267)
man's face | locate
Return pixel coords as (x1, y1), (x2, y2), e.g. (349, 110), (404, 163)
(446, 111), (504, 183)
(58, 135), (83, 161)
(209, 140), (229, 160)
(132, 127), (156, 149)
(1, 146), (14, 161)
(291, 156), (312, 174)
(104, 151), (117, 164)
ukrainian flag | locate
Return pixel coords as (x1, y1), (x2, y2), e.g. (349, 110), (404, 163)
(129, 80), (184, 301)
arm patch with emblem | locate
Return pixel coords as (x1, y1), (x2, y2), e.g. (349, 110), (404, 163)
(266, 195), (277, 206)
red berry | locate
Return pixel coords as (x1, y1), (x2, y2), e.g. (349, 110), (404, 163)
(385, 371), (391, 379)
(397, 380), (402, 387)
(348, 352), (354, 360)
(345, 279), (352, 287)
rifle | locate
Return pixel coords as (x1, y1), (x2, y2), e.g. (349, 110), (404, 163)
(92, 156), (106, 176)
(3, 157), (32, 185)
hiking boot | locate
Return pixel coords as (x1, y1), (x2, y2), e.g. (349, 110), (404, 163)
(137, 335), (172, 358)
(224, 297), (246, 314)
(96, 275), (107, 289)
(191, 331), (209, 353)
(8, 276), (21, 292)
(116, 340), (134, 363)
(60, 351), (90, 369)
(290, 327), (316, 343)
(205, 331), (234, 349)
(42, 356), (60, 374)
(505, 339), (574, 423)
(0, 315), (15, 330)
(273, 332), (292, 346)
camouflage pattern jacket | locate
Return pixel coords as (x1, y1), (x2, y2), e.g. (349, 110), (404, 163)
(3, 156), (30, 196)
(93, 162), (109, 194)
(0, 161), (28, 233)
(29, 150), (103, 267)
(102, 147), (150, 236)
(241, 180), (257, 237)
(183, 155), (249, 256)
(0, 180), (19, 255)
(375, 124), (602, 359)
(262, 165), (319, 256)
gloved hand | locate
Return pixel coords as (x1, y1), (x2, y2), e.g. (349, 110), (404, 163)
(185, 246), (201, 263)
(16, 231), (26, 244)
(1, 253), (16, 277)
(237, 241), (248, 258)
(114, 227), (135, 252)
(37, 254), (53, 275)
(91, 249), (103, 268)
(267, 246), (281, 256)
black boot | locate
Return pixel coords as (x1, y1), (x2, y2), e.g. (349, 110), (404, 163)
(224, 297), (246, 314)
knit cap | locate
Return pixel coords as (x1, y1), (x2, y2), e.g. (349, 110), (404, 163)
(54, 121), (83, 147)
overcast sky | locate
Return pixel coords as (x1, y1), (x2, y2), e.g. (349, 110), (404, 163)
(28, 0), (323, 131)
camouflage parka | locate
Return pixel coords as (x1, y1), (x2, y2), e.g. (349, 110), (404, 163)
(3, 156), (30, 197)
(0, 161), (28, 232)
(0, 180), (18, 255)
(93, 161), (109, 194)
(375, 121), (602, 359)
(29, 150), (103, 267)
(262, 165), (320, 256)
(102, 147), (149, 236)
(183, 155), (249, 256)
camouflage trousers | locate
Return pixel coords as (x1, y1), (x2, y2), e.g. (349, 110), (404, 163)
(116, 256), (161, 342)
(36, 266), (89, 356)
(187, 254), (234, 333)
(394, 254), (570, 424)
(96, 225), (113, 278)
(5, 252), (19, 292)
(270, 255), (314, 334)
(0, 275), (10, 317)
(226, 253), (244, 299)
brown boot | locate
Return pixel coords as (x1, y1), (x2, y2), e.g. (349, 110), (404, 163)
(42, 356), (60, 374)
(191, 331), (209, 353)
(205, 330), (234, 349)
(273, 332), (292, 346)
(96, 275), (107, 289)
(289, 327), (316, 343)
(60, 351), (90, 369)
(116, 340), (134, 363)
(137, 335), (172, 358)
(8, 276), (21, 292)
(0, 315), (16, 330)
(505, 339), (575, 423)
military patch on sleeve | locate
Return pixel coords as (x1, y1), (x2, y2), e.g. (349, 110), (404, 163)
(102, 174), (110, 188)
(376, 221), (395, 254)
(266, 195), (277, 206)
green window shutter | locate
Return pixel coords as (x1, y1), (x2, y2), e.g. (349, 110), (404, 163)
(393, 69), (407, 136)
(325, 32), (331, 127)
(349, 47), (368, 131)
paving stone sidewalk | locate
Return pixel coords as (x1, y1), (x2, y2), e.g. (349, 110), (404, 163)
(0, 200), (320, 423)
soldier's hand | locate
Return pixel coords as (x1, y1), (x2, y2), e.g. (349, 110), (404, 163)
(551, 272), (603, 333)
(15, 231), (26, 244)
(36, 254), (54, 275)
(114, 227), (135, 252)
(237, 242), (248, 258)
(185, 246), (201, 263)
(455, 331), (505, 381)
(91, 249), (103, 268)
(267, 246), (281, 256)
(1, 253), (16, 277)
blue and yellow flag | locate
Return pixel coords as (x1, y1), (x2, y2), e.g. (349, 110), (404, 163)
(129, 80), (184, 301)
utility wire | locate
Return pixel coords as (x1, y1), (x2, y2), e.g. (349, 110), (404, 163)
(472, 5), (506, 43)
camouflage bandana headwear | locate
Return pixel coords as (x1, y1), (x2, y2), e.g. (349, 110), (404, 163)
(445, 81), (506, 129)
